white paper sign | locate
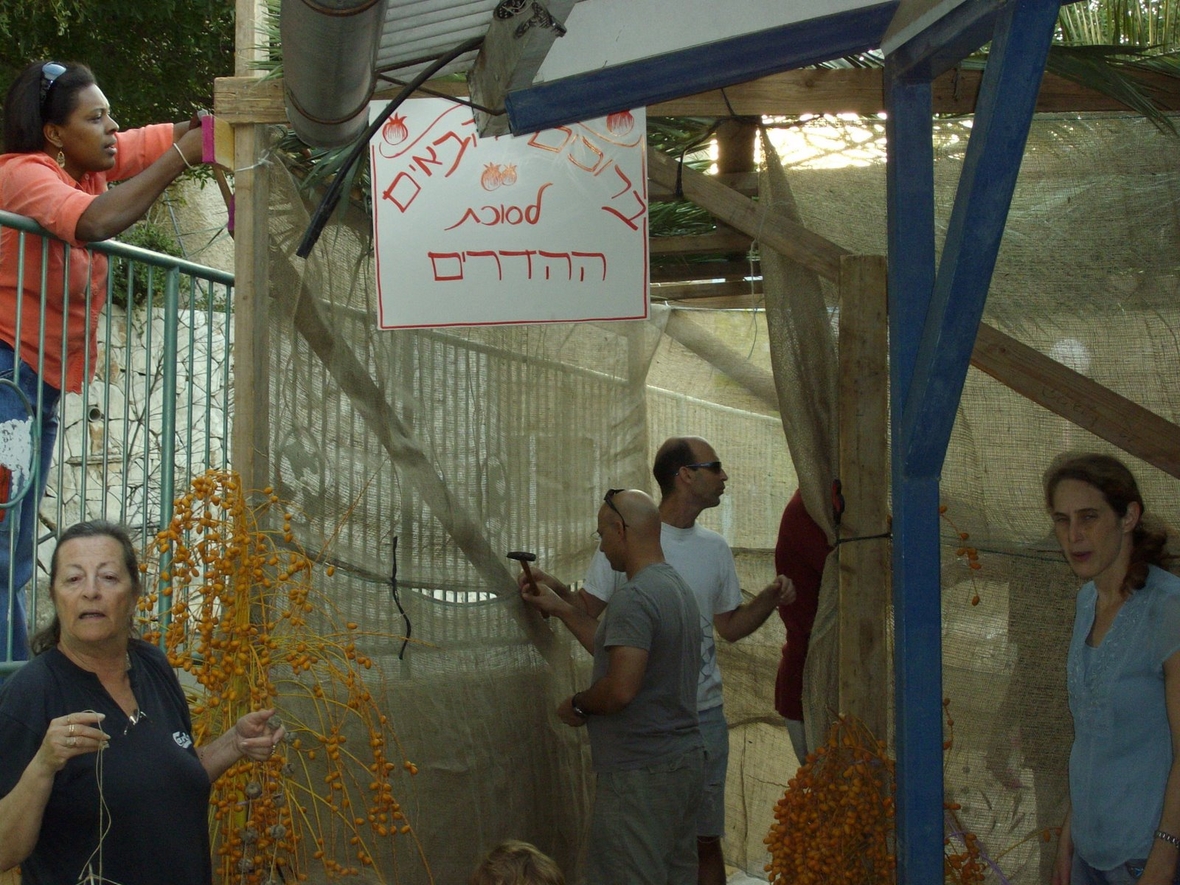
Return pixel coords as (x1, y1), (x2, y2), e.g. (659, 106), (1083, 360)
(369, 99), (648, 329)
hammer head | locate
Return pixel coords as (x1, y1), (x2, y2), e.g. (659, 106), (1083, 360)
(506, 551), (537, 563)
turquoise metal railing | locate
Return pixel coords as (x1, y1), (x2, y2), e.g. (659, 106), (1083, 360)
(0, 208), (235, 673)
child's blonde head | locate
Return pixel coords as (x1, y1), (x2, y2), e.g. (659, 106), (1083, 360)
(470, 841), (565, 885)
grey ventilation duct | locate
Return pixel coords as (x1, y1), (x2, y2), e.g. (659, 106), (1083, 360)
(280, 0), (389, 148)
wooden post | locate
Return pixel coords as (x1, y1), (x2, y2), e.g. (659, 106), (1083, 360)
(837, 254), (890, 741)
(229, 0), (270, 493)
(714, 119), (757, 176)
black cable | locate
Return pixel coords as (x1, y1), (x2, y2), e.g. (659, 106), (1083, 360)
(388, 535), (411, 659)
(296, 35), (485, 258)
(377, 77), (504, 117)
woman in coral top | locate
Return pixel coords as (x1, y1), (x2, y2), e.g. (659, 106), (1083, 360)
(0, 60), (205, 666)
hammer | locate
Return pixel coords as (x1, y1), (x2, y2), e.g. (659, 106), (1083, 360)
(507, 550), (548, 617)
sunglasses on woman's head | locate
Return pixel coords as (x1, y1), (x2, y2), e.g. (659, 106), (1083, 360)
(40, 62), (66, 111)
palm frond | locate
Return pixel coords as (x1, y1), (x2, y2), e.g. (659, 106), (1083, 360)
(648, 200), (716, 239)
(1058, 0), (1180, 48)
(817, 51), (885, 69)
(1044, 43), (1178, 133)
(274, 129), (371, 216)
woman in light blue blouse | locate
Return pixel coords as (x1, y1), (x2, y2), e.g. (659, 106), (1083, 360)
(1045, 454), (1180, 885)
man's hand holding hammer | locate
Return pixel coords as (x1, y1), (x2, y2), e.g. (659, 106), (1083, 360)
(509, 553), (600, 653)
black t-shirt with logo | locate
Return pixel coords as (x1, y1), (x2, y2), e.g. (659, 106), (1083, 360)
(0, 639), (211, 885)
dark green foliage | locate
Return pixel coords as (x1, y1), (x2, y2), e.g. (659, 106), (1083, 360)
(110, 219), (183, 309)
(0, 0), (234, 130)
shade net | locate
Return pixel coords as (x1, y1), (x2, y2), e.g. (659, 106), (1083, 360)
(257, 109), (1180, 883)
(761, 110), (1180, 884)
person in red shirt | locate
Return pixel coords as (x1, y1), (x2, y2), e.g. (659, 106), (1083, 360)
(773, 488), (832, 763)
(0, 61), (205, 666)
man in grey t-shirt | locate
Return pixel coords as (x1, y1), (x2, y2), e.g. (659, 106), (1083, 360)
(526, 489), (704, 884)
(520, 437), (794, 884)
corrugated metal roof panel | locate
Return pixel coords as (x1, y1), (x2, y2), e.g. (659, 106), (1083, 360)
(376, 0), (496, 78)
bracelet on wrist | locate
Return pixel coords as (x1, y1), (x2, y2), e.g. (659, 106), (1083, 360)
(1156, 829), (1180, 849)
(571, 692), (590, 718)
(173, 142), (195, 170)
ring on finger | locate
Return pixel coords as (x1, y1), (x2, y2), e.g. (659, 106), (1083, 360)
(69, 723), (75, 736)
(68, 736), (77, 748)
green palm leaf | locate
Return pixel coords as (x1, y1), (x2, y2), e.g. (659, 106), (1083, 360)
(1045, 43), (1178, 132)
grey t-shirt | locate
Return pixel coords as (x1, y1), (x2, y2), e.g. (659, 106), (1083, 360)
(586, 562), (704, 772)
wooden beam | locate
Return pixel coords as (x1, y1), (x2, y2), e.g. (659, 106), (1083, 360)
(972, 323), (1180, 480)
(214, 76), (468, 124)
(651, 280), (762, 301)
(648, 147), (851, 281)
(213, 68), (1180, 126)
(469, 0), (576, 137)
(653, 294), (761, 310)
(884, 0), (1002, 79)
(656, 67), (1180, 115)
(231, 0), (270, 495)
(650, 172), (759, 201)
(663, 311), (779, 408)
(715, 118), (759, 175)
(650, 230), (754, 256)
(836, 255), (890, 742)
(650, 260), (759, 283)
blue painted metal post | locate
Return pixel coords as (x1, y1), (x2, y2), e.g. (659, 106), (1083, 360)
(901, 0), (1063, 472)
(885, 2), (1064, 881)
(886, 67), (945, 885)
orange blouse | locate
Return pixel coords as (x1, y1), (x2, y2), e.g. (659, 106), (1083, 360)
(0, 123), (174, 392)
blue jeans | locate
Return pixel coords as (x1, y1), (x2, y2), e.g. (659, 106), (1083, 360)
(697, 704), (729, 838)
(1073, 852), (1180, 884)
(0, 341), (60, 664)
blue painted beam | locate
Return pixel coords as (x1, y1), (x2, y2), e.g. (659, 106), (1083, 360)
(884, 0), (1004, 81)
(900, 0), (1062, 479)
(504, 2), (900, 134)
(886, 70), (936, 409)
(887, 3), (1063, 882)
(891, 472), (945, 883)
(886, 70), (946, 885)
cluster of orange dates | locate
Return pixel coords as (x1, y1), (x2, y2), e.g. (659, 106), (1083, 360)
(143, 469), (427, 884)
(765, 705), (988, 885)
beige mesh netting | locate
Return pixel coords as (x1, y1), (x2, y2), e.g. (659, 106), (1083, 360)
(261, 144), (793, 883)
(257, 109), (1180, 884)
(756, 111), (1180, 882)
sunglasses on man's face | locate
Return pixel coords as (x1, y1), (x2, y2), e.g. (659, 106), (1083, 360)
(40, 62), (66, 111)
(684, 461), (722, 473)
(603, 488), (628, 529)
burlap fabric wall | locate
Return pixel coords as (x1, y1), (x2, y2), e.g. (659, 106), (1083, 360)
(761, 111), (1180, 882)
(255, 111), (1179, 883)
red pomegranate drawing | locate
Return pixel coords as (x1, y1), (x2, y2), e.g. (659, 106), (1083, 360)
(382, 114), (409, 146)
(606, 110), (634, 136)
(481, 162), (504, 190)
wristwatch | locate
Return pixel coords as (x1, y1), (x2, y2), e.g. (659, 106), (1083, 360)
(571, 692), (590, 718)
